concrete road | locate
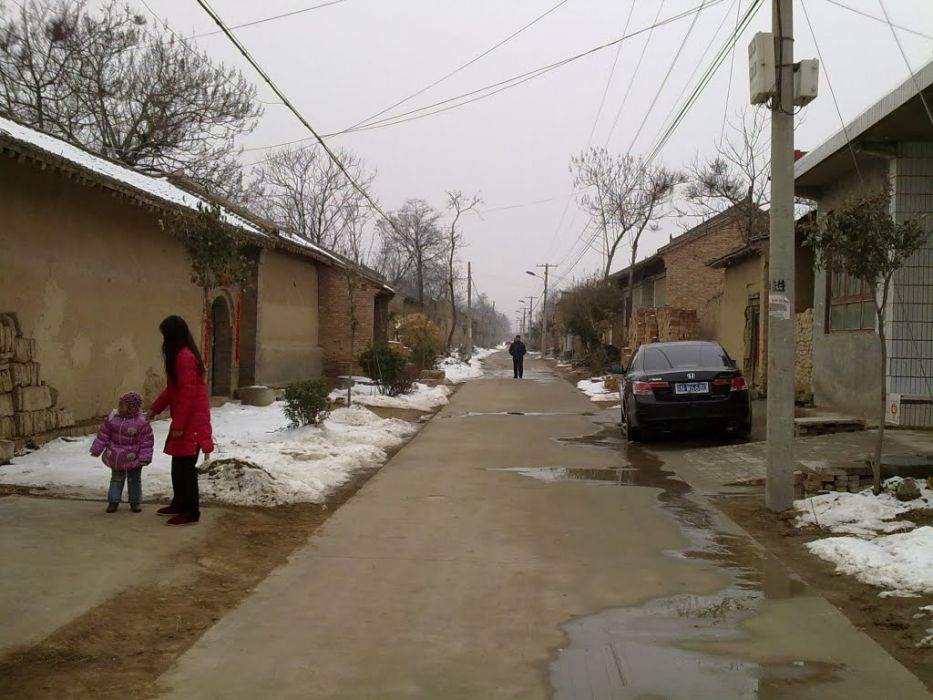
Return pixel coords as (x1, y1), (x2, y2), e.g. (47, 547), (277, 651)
(157, 353), (931, 699)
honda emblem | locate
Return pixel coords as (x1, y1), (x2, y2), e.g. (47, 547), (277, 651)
(687, 372), (695, 380)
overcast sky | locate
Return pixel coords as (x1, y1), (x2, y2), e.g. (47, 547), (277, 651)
(133, 0), (933, 327)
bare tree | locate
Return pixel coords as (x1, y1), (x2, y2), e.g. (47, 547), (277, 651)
(571, 149), (682, 330)
(375, 199), (446, 306)
(0, 0), (261, 196)
(443, 190), (481, 350)
(683, 108), (770, 241)
(252, 145), (377, 261)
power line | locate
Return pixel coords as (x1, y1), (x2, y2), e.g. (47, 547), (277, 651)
(822, 0), (933, 41)
(192, 0), (396, 235)
(585, 0), (637, 146)
(347, 0), (573, 132)
(876, 0), (933, 131)
(604, 1), (666, 146)
(238, 0), (728, 155)
(720, 0), (744, 143)
(627, 0), (712, 154)
(800, 0), (864, 182)
(645, 0), (763, 164)
(190, 0), (349, 40)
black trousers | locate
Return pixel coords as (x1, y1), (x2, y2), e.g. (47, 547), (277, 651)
(171, 452), (200, 520)
(513, 357), (524, 378)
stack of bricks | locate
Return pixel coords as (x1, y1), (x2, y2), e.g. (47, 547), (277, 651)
(0, 316), (75, 443)
(796, 465), (875, 498)
(627, 306), (700, 350)
(794, 309), (814, 403)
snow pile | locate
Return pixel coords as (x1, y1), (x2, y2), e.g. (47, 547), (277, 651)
(329, 381), (450, 411)
(576, 376), (621, 403)
(795, 477), (933, 597)
(794, 477), (933, 536)
(0, 402), (416, 506)
(440, 346), (498, 383)
(806, 527), (933, 597)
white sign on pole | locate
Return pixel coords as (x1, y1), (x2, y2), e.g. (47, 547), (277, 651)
(887, 393), (902, 426)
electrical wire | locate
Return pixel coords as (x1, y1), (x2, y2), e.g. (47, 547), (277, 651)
(192, 0), (397, 234)
(800, 0), (864, 182)
(822, 0), (933, 41)
(720, 0), (744, 144)
(347, 0), (573, 132)
(585, 0), (637, 146)
(603, 1), (665, 147)
(627, 0), (711, 154)
(645, 0), (763, 165)
(876, 0), (933, 131)
(189, 0), (349, 40)
(239, 0), (727, 155)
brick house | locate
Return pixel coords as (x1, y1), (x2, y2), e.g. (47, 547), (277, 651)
(609, 203), (766, 345)
(0, 116), (393, 443)
(794, 59), (933, 427)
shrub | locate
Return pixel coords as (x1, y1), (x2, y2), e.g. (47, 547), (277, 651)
(283, 380), (331, 427)
(397, 313), (443, 370)
(358, 343), (414, 397)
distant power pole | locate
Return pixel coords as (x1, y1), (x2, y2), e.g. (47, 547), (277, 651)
(466, 261), (473, 360)
(536, 264), (556, 355)
(525, 296), (536, 349)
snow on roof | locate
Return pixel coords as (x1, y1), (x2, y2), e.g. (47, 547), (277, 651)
(0, 115), (266, 238)
(276, 229), (342, 265)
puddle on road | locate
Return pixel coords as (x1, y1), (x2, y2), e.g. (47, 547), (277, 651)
(494, 421), (841, 698)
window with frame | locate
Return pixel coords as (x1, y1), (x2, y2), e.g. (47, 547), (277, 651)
(828, 271), (875, 331)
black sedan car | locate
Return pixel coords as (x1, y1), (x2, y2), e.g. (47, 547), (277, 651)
(620, 340), (751, 441)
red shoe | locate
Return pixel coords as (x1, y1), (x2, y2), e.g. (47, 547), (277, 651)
(157, 506), (178, 516)
(166, 515), (198, 526)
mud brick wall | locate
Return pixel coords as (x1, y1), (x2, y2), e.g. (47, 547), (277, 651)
(317, 266), (377, 377)
(0, 314), (75, 442)
(627, 306), (700, 349)
(795, 309), (814, 403)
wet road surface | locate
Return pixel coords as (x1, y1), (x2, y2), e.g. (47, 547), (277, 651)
(157, 353), (931, 699)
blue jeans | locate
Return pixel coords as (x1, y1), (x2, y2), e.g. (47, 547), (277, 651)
(108, 468), (142, 504)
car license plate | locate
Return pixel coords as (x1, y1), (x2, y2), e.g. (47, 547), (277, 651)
(675, 382), (709, 395)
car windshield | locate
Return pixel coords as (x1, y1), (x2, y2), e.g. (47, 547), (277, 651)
(642, 345), (731, 371)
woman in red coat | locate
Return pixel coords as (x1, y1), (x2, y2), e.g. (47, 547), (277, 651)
(148, 315), (214, 525)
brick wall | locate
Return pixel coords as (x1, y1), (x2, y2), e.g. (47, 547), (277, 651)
(661, 218), (746, 311)
(318, 265), (377, 376)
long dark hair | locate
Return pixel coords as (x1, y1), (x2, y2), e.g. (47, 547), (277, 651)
(159, 315), (205, 383)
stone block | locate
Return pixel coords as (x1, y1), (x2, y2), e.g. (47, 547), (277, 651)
(13, 337), (36, 363)
(13, 411), (32, 436)
(0, 367), (11, 393)
(13, 385), (52, 412)
(0, 326), (13, 353)
(0, 438), (13, 464)
(10, 362), (39, 387)
(0, 416), (13, 439)
(57, 408), (75, 428)
(239, 385), (276, 407)
(0, 392), (12, 417)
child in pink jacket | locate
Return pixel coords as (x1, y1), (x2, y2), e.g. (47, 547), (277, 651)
(91, 391), (154, 513)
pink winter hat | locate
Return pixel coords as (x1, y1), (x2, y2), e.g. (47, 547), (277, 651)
(120, 391), (143, 413)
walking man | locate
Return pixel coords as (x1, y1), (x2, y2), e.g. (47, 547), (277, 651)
(508, 335), (527, 379)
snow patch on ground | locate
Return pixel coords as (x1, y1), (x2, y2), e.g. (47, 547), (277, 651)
(806, 527), (933, 597)
(439, 346), (498, 383)
(794, 477), (933, 536)
(0, 403), (416, 507)
(795, 477), (933, 598)
(329, 382), (450, 411)
(576, 376), (621, 403)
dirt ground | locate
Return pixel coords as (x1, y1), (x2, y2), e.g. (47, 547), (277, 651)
(0, 470), (373, 700)
(715, 490), (933, 691)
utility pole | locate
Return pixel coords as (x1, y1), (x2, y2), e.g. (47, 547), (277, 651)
(525, 296), (536, 350)
(766, 0), (795, 512)
(466, 261), (473, 360)
(535, 264), (556, 356)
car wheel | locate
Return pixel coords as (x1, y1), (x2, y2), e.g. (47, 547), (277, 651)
(735, 422), (752, 442)
(625, 400), (644, 442)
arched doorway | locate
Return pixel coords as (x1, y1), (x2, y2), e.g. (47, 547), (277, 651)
(210, 295), (233, 397)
